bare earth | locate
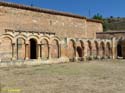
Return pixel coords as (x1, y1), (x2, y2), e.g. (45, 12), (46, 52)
(0, 60), (125, 93)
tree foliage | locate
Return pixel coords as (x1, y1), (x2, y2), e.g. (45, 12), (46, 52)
(92, 13), (109, 31)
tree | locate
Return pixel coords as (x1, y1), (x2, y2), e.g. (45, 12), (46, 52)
(92, 13), (103, 20)
(92, 13), (109, 31)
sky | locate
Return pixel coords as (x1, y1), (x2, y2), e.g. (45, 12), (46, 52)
(2, 0), (125, 18)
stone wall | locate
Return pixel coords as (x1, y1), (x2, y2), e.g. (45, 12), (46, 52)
(87, 20), (103, 39)
(0, 4), (103, 39)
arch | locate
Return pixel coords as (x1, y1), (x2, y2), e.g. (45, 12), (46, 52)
(76, 40), (85, 60)
(68, 39), (75, 61)
(28, 35), (40, 44)
(0, 37), (12, 61)
(16, 38), (26, 60)
(40, 36), (50, 43)
(51, 36), (61, 41)
(100, 41), (105, 58)
(15, 34), (27, 41)
(41, 38), (49, 59)
(1, 34), (14, 43)
(51, 39), (59, 58)
(87, 40), (92, 57)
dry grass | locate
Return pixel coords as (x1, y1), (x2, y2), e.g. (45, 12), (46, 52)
(0, 59), (125, 93)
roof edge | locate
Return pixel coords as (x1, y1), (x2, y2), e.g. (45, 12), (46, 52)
(87, 19), (103, 23)
(0, 1), (87, 19)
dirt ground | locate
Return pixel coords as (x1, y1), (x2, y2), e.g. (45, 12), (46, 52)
(0, 59), (125, 93)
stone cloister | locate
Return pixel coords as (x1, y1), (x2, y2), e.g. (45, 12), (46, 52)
(0, 29), (115, 63)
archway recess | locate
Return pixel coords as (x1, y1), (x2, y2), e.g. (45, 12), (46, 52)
(30, 39), (37, 59)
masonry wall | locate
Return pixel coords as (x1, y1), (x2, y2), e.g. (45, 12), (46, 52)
(0, 6), (87, 38)
(0, 5), (103, 39)
(87, 21), (103, 39)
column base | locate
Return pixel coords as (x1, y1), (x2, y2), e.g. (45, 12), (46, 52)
(12, 57), (16, 61)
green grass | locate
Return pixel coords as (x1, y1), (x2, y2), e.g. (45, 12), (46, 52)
(0, 60), (125, 93)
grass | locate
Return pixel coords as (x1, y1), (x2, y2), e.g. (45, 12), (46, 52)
(0, 60), (125, 93)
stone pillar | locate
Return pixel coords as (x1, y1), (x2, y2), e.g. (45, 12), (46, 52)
(12, 43), (15, 61)
(103, 44), (106, 59)
(97, 43), (101, 60)
(112, 38), (116, 59)
(83, 44), (87, 61)
(37, 44), (41, 59)
(59, 44), (61, 58)
(0, 41), (1, 62)
(25, 44), (29, 60)
(83, 42), (88, 61)
(74, 46), (77, 61)
(48, 44), (51, 59)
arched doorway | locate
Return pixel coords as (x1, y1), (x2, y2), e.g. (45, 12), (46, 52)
(117, 44), (122, 57)
(30, 39), (37, 59)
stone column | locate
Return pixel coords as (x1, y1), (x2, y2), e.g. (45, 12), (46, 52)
(12, 43), (15, 61)
(25, 44), (29, 60)
(48, 44), (51, 59)
(37, 44), (41, 59)
(59, 44), (61, 58)
(97, 43), (101, 60)
(74, 46), (77, 61)
(112, 38), (116, 59)
(83, 44), (87, 61)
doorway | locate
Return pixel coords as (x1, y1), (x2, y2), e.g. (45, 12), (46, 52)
(30, 39), (37, 59)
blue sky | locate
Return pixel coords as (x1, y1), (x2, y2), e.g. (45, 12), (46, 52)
(4, 0), (125, 18)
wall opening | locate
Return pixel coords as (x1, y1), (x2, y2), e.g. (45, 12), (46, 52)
(117, 44), (122, 57)
(77, 46), (83, 57)
(30, 39), (37, 59)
